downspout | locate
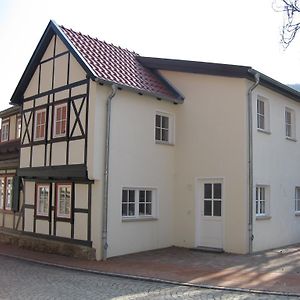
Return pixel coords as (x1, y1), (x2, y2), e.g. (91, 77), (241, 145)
(102, 83), (117, 260)
(247, 71), (260, 254)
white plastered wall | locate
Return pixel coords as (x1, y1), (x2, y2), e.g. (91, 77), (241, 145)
(252, 85), (300, 251)
(160, 71), (249, 254)
(100, 88), (176, 258)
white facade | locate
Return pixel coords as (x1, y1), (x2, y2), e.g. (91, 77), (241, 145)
(252, 85), (300, 252)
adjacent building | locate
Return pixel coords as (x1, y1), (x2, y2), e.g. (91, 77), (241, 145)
(2, 20), (300, 260)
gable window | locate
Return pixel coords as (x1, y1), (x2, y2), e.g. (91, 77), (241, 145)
(257, 97), (270, 132)
(34, 109), (46, 140)
(1, 121), (9, 142)
(16, 117), (21, 139)
(285, 108), (296, 140)
(5, 177), (13, 210)
(122, 188), (155, 219)
(36, 184), (50, 217)
(54, 104), (67, 137)
(56, 184), (72, 219)
(155, 112), (174, 144)
(256, 185), (270, 217)
(295, 187), (300, 213)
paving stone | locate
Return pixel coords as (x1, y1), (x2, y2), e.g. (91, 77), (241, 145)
(0, 256), (297, 300)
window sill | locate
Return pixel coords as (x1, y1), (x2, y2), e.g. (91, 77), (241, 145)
(285, 136), (297, 142)
(295, 212), (300, 216)
(122, 217), (158, 222)
(256, 215), (271, 220)
(257, 128), (271, 135)
(155, 141), (174, 146)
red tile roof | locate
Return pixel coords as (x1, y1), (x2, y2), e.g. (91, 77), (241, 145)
(60, 26), (181, 101)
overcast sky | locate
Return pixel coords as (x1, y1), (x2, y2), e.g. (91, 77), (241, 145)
(1, 0), (300, 111)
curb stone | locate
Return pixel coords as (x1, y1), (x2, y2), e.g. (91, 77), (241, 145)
(0, 252), (299, 298)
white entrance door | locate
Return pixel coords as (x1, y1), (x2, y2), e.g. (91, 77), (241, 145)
(196, 179), (223, 249)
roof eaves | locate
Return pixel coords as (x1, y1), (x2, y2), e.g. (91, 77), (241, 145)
(95, 77), (183, 104)
(248, 69), (300, 101)
(0, 106), (20, 119)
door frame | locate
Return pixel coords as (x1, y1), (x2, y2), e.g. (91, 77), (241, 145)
(195, 177), (225, 249)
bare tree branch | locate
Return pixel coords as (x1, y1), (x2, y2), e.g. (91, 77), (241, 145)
(273, 0), (300, 47)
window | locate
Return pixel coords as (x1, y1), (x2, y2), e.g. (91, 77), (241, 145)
(257, 99), (265, 130)
(203, 183), (222, 217)
(256, 186), (270, 216)
(16, 117), (21, 139)
(56, 184), (72, 219)
(122, 188), (155, 219)
(295, 187), (300, 213)
(5, 177), (13, 210)
(36, 184), (50, 217)
(54, 104), (67, 137)
(155, 112), (174, 144)
(1, 121), (9, 142)
(0, 177), (4, 209)
(34, 109), (46, 140)
(285, 108), (296, 139)
(257, 97), (269, 132)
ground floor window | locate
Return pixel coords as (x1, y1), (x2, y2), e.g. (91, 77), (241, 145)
(122, 188), (155, 219)
(36, 184), (50, 217)
(5, 177), (13, 210)
(56, 183), (72, 219)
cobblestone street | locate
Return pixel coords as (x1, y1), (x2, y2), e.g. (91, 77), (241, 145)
(0, 255), (297, 300)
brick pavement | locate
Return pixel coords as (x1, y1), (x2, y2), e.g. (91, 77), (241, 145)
(0, 243), (300, 296)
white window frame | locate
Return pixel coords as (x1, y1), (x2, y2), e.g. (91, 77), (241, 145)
(122, 187), (157, 220)
(53, 103), (67, 138)
(285, 107), (296, 140)
(36, 184), (50, 217)
(155, 111), (175, 145)
(1, 121), (9, 142)
(255, 185), (270, 217)
(56, 183), (72, 219)
(256, 97), (270, 133)
(34, 109), (46, 141)
(5, 177), (13, 210)
(295, 187), (300, 214)
(16, 117), (21, 139)
(0, 177), (5, 209)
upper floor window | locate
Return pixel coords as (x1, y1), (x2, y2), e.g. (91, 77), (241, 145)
(56, 183), (72, 219)
(285, 108), (296, 140)
(36, 184), (50, 217)
(54, 104), (67, 138)
(155, 112), (174, 144)
(1, 121), (9, 142)
(257, 97), (270, 132)
(34, 109), (46, 141)
(16, 117), (21, 139)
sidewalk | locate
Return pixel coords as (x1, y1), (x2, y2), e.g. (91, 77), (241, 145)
(0, 243), (300, 296)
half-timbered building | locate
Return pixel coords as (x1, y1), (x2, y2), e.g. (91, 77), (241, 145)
(9, 20), (300, 260)
(0, 106), (22, 230)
